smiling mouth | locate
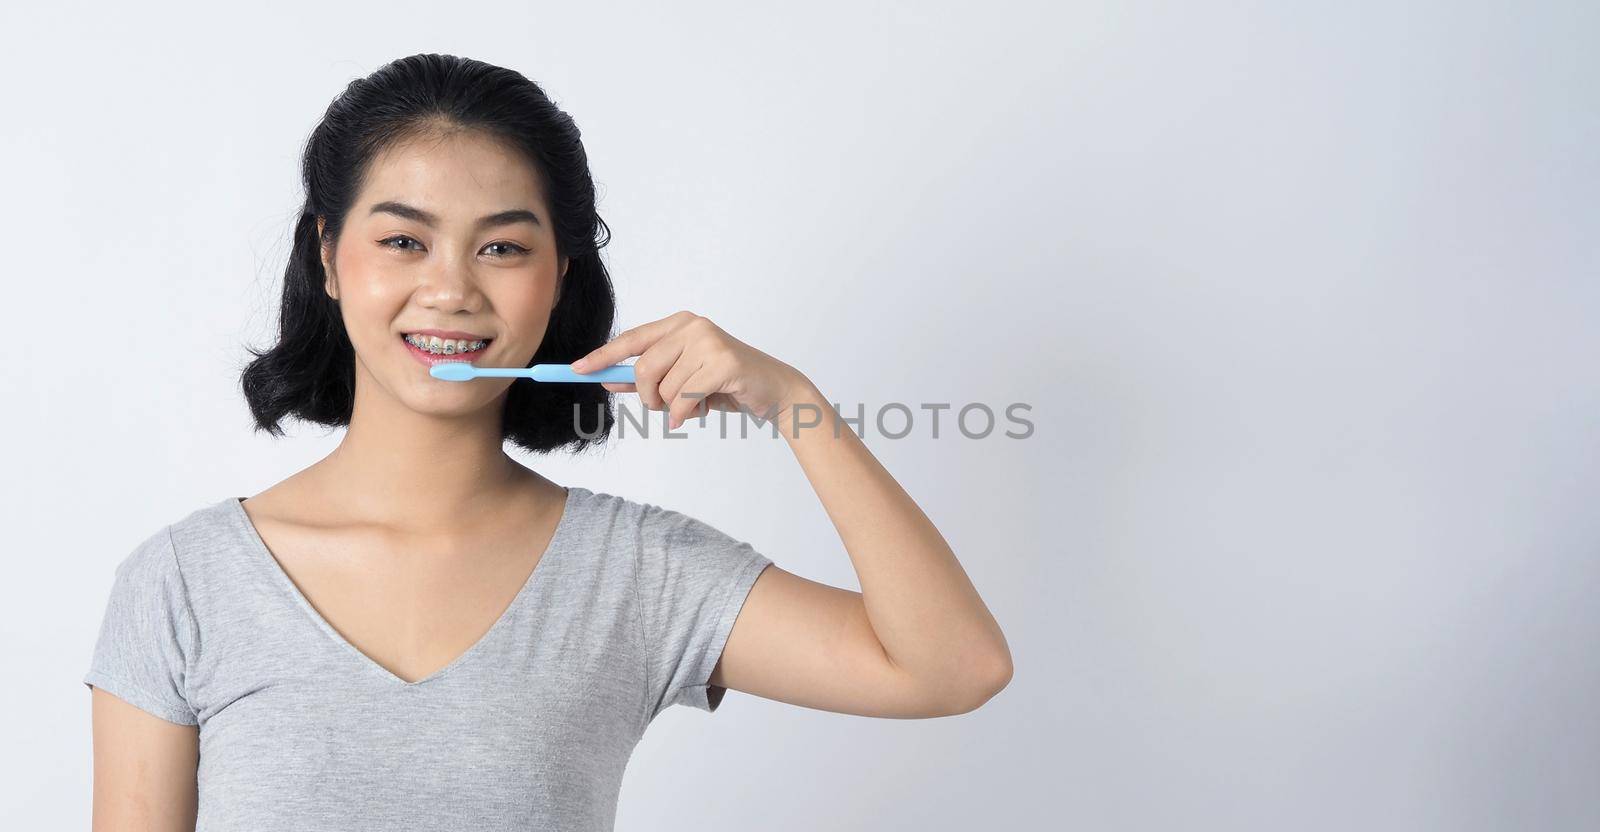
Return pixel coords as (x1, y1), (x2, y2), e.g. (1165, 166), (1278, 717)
(400, 333), (493, 364)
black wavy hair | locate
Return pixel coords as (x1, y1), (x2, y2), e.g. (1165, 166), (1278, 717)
(240, 53), (617, 454)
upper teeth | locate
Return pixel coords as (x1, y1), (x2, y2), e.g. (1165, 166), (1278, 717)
(406, 334), (488, 355)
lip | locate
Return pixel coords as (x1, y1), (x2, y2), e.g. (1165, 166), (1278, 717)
(400, 333), (492, 367)
(402, 328), (494, 340)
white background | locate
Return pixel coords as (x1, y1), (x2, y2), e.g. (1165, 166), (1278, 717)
(3, 1), (1597, 829)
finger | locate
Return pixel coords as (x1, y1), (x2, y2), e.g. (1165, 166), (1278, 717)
(657, 354), (704, 420)
(668, 365), (717, 429)
(599, 382), (636, 393)
(571, 311), (697, 373)
(631, 335), (687, 412)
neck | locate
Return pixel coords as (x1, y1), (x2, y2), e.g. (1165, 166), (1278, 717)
(313, 376), (532, 535)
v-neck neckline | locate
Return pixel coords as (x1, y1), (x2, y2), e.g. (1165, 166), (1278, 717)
(225, 486), (584, 688)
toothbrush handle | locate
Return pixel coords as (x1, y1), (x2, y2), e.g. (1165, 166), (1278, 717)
(530, 363), (636, 383)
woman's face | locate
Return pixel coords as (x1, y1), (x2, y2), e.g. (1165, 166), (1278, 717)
(317, 130), (569, 415)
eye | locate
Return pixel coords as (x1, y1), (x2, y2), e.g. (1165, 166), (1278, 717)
(483, 241), (530, 258)
(378, 234), (423, 252)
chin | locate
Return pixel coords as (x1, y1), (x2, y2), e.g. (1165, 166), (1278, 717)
(401, 388), (499, 418)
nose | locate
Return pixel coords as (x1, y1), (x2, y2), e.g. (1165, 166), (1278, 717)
(418, 254), (486, 312)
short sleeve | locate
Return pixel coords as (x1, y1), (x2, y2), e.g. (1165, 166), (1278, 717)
(82, 525), (200, 726)
(635, 504), (773, 719)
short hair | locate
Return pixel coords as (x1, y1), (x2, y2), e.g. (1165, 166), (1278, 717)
(240, 53), (617, 454)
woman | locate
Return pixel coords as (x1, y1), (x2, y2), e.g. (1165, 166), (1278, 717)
(84, 52), (1012, 831)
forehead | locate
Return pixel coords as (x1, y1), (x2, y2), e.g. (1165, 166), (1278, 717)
(356, 130), (549, 221)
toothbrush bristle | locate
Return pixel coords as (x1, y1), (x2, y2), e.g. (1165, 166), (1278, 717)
(429, 363), (477, 381)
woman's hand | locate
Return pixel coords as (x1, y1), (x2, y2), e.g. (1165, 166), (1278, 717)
(569, 311), (812, 430)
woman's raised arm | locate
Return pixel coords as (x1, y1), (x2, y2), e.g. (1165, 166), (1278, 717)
(572, 311), (1014, 717)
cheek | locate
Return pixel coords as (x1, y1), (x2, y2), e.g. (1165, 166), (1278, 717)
(331, 259), (408, 340)
(335, 248), (389, 296)
(334, 248), (410, 303)
(494, 275), (559, 320)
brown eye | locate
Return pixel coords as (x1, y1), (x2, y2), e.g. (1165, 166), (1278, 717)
(379, 235), (423, 252)
(484, 241), (529, 257)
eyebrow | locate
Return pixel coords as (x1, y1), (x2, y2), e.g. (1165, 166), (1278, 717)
(367, 200), (544, 230)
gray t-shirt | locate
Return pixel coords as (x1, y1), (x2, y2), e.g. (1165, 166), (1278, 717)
(82, 485), (773, 830)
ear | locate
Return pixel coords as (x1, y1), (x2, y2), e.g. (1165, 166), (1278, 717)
(317, 216), (338, 301)
(554, 255), (570, 307)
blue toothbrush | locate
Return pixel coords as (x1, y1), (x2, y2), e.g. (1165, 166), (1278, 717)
(429, 362), (636, 383)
